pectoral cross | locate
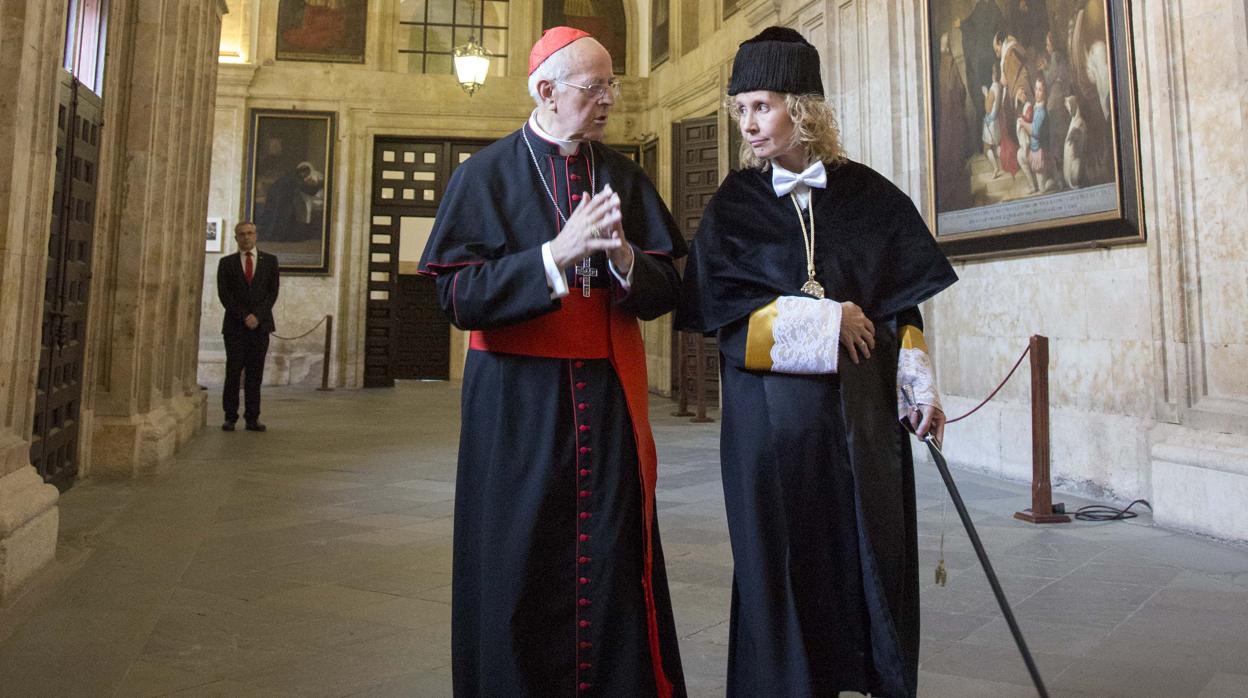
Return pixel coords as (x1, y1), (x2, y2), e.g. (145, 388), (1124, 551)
(575, 256), (597, 297)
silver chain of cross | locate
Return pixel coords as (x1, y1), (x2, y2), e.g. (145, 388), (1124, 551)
(522, 128), (599, 297)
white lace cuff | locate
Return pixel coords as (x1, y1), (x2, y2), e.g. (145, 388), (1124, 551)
(769, 296), (843, 374)
(897, 346), (941, 418)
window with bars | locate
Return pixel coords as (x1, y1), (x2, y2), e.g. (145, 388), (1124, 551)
(398, 0), (509, 76)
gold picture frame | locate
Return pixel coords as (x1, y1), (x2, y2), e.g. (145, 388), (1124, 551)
(921, 0), (1143, 259)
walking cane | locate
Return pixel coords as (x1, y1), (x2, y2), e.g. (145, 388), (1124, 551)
(904, 389), (1050, 698)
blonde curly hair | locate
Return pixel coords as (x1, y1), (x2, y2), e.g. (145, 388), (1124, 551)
(727, 92), (848, 171)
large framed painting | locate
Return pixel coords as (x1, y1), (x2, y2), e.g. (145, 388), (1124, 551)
(651, 0), (669, 70)
(276, 0), (368, 63)
(245, 110), (336, 274)
(544, 0), (627, 74)
(922, 0), (1142, 259)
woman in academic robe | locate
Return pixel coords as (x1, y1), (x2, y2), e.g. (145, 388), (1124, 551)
(676, 27), (958, 698)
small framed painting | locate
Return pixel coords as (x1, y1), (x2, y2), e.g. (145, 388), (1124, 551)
(206, 217), (223, 253)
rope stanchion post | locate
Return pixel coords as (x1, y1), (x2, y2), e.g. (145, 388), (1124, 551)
(672, 332), (694, 417)
(317, 314), (334, 392)
(690, 333), (713, 423)
(1015, 335), (1069, 524)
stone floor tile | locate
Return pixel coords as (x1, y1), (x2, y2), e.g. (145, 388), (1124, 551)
(162, 678), (303, 697)
(1052, 654), (1218, 698)
(256, 582), (406, 615)
(1011, 577), (1159, 629)
(335, 595), (451, 630)
(919, 608), (996, 642)
(345, 669), (455, 697)
(916, 670), (1055, 697)
(1061, 558), (1185, 588)
(1199, 673), (1248, 698)
(918, 640), (1073, 689)
(960, 617), (1111, 658)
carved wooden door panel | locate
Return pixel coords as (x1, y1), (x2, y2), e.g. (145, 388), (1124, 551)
(32, 76), (102, 490)
(671, 115), (720, 403)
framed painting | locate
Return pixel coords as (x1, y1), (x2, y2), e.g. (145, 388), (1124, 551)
(244, 110), (336, 274)
(652, 0), (669, 70)
(206, 217), (223, 253)
(543, 0), (627, 74)
(276, 0), (368, 64)
(922, 0), (1143, 259)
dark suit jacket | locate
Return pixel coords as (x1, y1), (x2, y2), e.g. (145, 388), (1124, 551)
(218, 250), (280, 335)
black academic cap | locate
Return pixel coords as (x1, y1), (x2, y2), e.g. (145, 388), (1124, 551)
(727, 26), (824, 97)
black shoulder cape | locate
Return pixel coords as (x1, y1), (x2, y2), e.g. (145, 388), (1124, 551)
(676, 160), (955, 334)
(419, 126), (686, 276)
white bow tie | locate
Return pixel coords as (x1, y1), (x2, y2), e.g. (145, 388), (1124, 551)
(772, 160), (827, 197)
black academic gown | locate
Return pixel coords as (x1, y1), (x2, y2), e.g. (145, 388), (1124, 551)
(677, 161), (957, 698)
(419, 124), (687, 698)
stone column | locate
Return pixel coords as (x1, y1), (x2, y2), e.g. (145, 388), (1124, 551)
(0, 0), (68, 603)
(88, 0), (222, 475)
(180, 3), (226, 438)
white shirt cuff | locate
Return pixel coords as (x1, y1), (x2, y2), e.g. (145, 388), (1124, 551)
(607, 253), (633, 291)
(541, 242), (569, 299)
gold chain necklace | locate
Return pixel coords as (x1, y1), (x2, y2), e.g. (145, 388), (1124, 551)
(789, 193), (824, 299)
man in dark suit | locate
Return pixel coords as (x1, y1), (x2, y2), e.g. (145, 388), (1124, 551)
(217, 221), (280, 432)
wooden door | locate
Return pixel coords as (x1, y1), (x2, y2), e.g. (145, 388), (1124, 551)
(32, 76), (102, 490)
(365, 138), (487, 386)
(671, 115), (721, 403)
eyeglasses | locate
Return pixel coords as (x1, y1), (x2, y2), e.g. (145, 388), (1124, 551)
(558, 78), (622, 100)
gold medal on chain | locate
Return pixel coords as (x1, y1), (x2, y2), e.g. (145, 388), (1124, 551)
(790, 193), (823, 299)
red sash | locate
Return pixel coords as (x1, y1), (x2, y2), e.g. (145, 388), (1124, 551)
(469, 290), (673, 698)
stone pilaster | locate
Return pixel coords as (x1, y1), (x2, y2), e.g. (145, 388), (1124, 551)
(1137, 0), (1248, 538)
(0, 0), (68, 603)
(86, 0), (222, 477)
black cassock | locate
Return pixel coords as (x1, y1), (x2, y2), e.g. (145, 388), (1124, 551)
(419, 123), (687, 698)
(678, 161), (957, 698)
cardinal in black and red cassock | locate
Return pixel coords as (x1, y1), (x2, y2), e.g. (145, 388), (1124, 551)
(418, 27), (687, 698)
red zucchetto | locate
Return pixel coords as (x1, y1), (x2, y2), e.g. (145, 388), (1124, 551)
(528, 26), (593, 75)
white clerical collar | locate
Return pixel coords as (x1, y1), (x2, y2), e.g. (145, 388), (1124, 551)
(528, 110), (581, 157)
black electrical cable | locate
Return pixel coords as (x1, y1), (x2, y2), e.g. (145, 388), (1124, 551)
(1073, 499), (1152, 522)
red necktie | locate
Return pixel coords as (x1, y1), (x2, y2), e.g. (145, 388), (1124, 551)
(244, 252), (254, 285)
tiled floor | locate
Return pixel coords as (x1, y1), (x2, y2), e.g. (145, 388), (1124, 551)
(2, 382), (1247, 697)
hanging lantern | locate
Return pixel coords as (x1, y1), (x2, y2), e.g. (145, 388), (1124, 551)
(453, 1), (490, 96)
(453, 38), (490, 96)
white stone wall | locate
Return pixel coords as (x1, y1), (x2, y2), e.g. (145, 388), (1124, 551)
(822, 0), (1248, 541)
